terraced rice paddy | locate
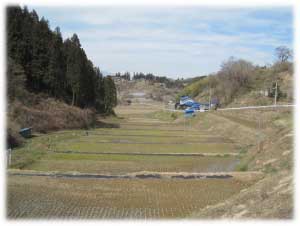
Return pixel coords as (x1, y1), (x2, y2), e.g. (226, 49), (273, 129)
(7, 176), (252, 219)
(7, 102), (257, 219)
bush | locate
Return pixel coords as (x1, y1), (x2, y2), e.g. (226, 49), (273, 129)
(235, 163), (248, 172)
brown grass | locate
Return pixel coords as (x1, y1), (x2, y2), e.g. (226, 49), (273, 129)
(10, 99), (96, 132)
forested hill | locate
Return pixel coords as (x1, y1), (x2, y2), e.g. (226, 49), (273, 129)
(7, 6), (117, 114)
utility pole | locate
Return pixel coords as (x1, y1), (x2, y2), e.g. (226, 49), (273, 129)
(274, 81), (278, 106)
(7, 148), (12, 168)
(209, 87), (212, 110)
(183, 115), (185, 137)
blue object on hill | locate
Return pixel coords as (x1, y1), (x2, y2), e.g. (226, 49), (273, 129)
(19, 127), (32, 138)
(184, 108), (195, 114)
(179, 95), (216, 111)
(180, 96), (194, 106)
(191, 102), (200, 110)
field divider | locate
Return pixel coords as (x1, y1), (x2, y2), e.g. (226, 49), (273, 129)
(115, 128), (196, 132)
(52, 150), (239, 157)
(7, 169), (264, 181)
(75, 140), (235, 145)
(87, 133), (222, 138)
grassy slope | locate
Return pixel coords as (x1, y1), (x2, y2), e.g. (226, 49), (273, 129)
(178, 67), (293, 106)
(190, 108), (293, 218)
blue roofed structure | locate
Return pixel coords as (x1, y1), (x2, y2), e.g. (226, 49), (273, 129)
(176, 95), (216, 111)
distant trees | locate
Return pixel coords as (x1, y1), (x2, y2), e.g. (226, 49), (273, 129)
(216, 57), (255, 103)
(273, 46), (293, 74)
(275, 46), (293, 63)
(131, 72), (182, 88)
(7, 6), (117, 114)
(114, 72), (131, 80)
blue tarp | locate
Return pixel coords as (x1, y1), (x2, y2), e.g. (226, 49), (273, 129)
(179, 95), (215, 110)
(19, 127), (32, 138)
(185, 108), (195, 114)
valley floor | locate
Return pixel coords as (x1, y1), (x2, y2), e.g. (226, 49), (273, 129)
(6, 101), (293, 219)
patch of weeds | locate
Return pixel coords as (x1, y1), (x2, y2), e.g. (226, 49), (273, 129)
(279, 159), (292, 170)
(235, 163), (248, 171)
(239, 147), (248, 155)
(263, 163), (278, 174)
(171, 112), (178, 120)
(10, 149), (45, 169)
(235, 155), (255, 172)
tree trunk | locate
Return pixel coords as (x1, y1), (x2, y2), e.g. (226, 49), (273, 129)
(72, 89), (75, 106)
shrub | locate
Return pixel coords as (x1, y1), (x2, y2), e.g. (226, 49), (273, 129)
(235, 163), (248, 172)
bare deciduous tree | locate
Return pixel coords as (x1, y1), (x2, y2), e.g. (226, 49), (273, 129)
(275, 46), (292, 63)
(216, 57), (255, 104)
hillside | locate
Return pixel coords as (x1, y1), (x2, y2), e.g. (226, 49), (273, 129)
(178, 59), (293, 107)
(114, 78), (182, 104)
(189, 108), (293, 218)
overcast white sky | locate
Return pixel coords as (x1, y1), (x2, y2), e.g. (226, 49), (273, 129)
(29, 6), (293, 78)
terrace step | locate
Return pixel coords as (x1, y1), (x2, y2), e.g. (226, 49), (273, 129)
(52, 150), (239, 157)
(8, 169), (264, 181)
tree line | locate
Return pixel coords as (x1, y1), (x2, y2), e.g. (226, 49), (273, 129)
(113, 72), (184, 88)
(7, 6), (117, 114)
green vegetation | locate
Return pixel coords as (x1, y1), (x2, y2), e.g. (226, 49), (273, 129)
(235, 153), (255, 172)
(235, 163), (248, 172)
(58, 142), (235, 154)
(26, 153), (238, 174)
(263, 163), (278, 174)
(145, 110), (180, 122)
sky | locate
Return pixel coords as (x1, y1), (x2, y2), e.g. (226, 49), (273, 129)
(28, 6), (293, 78)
